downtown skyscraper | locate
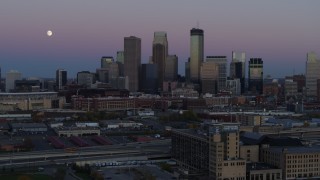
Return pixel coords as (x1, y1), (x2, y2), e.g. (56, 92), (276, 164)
(190, 28), (204, 83)
(230, 52), (246, 94)
(248, 58), (263, 94)
(152, 32), (168, 90)
(56, 69), (67, 91)
(124, 36), (141, 92)
(306, 52), (320, 98)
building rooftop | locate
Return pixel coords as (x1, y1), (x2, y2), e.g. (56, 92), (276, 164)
(172, 129), (208, 141)
(267, 146), (320, 154)
(241, 132), (303, 146)
(247, 162), (279, 171)
(11, 123), (47, 129)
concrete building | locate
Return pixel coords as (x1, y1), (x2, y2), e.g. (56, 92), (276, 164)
(172, 123), (246, 179)
(152, 32), (168, 90)
(206, 56), (227, 92)
(116, 51), (124, 77)
(77, 71), (95, 88)
(116, 51), (124, 64)
(165, 55), (178, 81)
(101, 56), (114, 68)
(230, 52), (246, 94)
(226, 79), (241, 96)
(124, 36), (141, 92)
(5, 70), (22, 92)
(246, 163), (282, 180)
(261, 145), (320, 179)
(0, 92), (65, 111)
(140, 64), (158, 93)
(286, 75), (305, 94)
(110, 76), (129, 90)
(209, 123), (246, 180)
(54, 127), (100, 137)
(56, 69), (67, 90)
(285, 79), (298, 100)
(15, 79), (41, 92)
(190, 28), (204, 83)
(11, 123), (48, 133)
(239, 145), (259, 162)
(171, 129), (209, 176)
(306, 52), (320, 98)
(185, 59), (190, 83)
(200, 61), (218, 94)
(248, 58), (263, 94)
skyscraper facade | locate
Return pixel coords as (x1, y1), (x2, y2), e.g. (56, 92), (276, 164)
(206, 56), (227, 92)
(248, 58), (263, 94)
(116, 51), (124, 76)
(190, 28), (204, 83)
(165, 55), (178, 81)
(0, 66), (2, 91)
(140, 64), (158, 94)
(5, 70), (22, 92)
(200, 61), (219, 94)
(306, 52), (320, 98)
(77, 71), (95, 88)
(230, 52), (246, 94)
(56, 69), (67, 91)
(152, 32), (168, 90)
(124, 36), (141, 92)
(101, 56), (114, 69)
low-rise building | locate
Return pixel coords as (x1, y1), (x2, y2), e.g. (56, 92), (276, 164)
(54, 127), (100, 137)
(11, 123), (47, 133)
(0, 92), (65, 111)
(246, 162), (282, 180)
(172, 123), (247, 179)
(239, 145), (259, 162)
(260, 145), (320, 179)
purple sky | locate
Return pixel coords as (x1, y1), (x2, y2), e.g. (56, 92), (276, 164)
(0, 0), (319, 78)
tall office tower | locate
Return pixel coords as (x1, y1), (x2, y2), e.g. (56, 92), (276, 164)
(116, 51), (124, 64)
(206, 56), (227, 92)
(165, 55), (178, 81)
(124, 36), (141, 92)
(5, 70), (22, 92)
(248, 58), (263, 94)
(0, 66), (2, 91)
(200, 62), (219, 94)
(101, 56), (114, 69)
(230, 52), (246, 94)
(56, 69), (67, 91)
(77, 71), (95, 88)
(96, 69), (109, 83)
(185, 58), (191, 83)
(116, 51), (124, 76)
(190, 28), (204, 83)
(306, 52), (320, 98)
(152, 32), (168, 90)
(140, 64), (158, 94)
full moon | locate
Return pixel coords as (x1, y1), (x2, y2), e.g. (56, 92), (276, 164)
(47, 30), (53, 37)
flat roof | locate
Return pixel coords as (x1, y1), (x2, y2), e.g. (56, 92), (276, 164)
(267, 146), (320, 154)
(247, 162), (280, 171)
(0, 92), (58, 96)
(11, 123), (47, 128)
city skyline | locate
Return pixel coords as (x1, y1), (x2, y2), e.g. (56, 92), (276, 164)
(0, 1), (320, 78)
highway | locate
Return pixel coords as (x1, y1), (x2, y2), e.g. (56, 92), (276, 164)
(0, 139), (171, 167)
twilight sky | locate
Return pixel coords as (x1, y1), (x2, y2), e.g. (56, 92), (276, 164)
(0, 0), (319, 78)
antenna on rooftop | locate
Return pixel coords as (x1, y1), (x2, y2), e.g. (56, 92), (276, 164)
(196, 21), (200, 28)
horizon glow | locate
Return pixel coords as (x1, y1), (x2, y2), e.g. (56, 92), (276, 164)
(0, 0), (319, 78)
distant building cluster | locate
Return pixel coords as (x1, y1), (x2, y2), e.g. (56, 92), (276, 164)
(171, 122), (320, 179)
